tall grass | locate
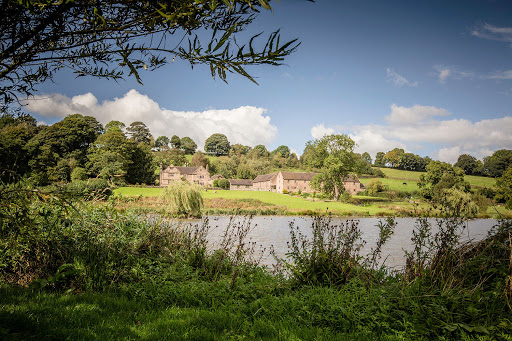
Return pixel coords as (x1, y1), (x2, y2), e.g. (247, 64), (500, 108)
(1, 183), (512, 340)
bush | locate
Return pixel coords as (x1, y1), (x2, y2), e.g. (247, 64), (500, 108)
(282, 189), (288, 194)
(64, 179), (112, 200)
(364, 179), (388, 195)
(70, 167), (87, 182)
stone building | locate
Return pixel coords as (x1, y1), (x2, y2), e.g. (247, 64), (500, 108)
(229, 179), (253, 191)
(275, 171), (318, 193)
(159, 165), (210, 187)
(341, 175), (366, 195)
(252, 173), (277, 191)
(208, 174), (225, 187)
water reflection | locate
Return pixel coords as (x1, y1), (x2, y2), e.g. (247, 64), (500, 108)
(176, 216), (498, 269)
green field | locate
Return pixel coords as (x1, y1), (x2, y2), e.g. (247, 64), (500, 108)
(114, 187), (395, 216)
(375, 167), (495, 188)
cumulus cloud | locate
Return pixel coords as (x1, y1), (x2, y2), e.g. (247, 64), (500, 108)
(310, 124), (336, 139)
(386, 104), (450, 125)
(471, 23), (512, 45)
(311, 104), (512, 162)
(386, 68), (418, 87)
(25, 90), (278, 150)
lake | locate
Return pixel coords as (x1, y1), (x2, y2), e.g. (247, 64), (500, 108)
(172, 216), (498, 270)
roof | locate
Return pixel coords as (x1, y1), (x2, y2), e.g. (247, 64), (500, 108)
(210, 174), (225, 180)
(279, 171), (318, 181)
(165, 166), (202, 175)
(342, 175), (360, 183)
(252, 173), (277, 183)
(229, 179), (253, 186)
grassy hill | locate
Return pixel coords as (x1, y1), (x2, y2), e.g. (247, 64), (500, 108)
(374, 167), (495, 188)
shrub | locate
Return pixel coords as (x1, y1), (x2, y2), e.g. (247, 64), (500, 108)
(364, 179), (388, 195)
(70, 167), (87, 182)
(282, 189), (288, 194)
(64, 179), (112, 200)
(160, 181), (203, 217)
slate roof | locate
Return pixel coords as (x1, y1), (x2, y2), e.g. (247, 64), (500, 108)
(167, 166), (201, 175)
(342, 175), (360, 183)
(210, 174), (225, 180)
(229, 179), (253, 186)
(252, 173), (277, 183)
(280, 172), (318, 181)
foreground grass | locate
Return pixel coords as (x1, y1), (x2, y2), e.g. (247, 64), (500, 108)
(1, 193), (511, 340)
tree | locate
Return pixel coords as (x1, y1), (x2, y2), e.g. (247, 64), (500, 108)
(384, 148), (404, 168)
(170, 135), (181, 149)
(361, 152), (372, 165)
(272, 145), (291, 158)
(27, 114), (103, 183)
(160, 181), (203, 217)
(190, 151), (209, 169)
(105, 121), (125, 132)
(210, 156), (237, 179)
(236, 163), (256, 179)
(495, 166), (512, 209)
(0, 112), (39, 182)
(1, 0), (300, 109)
(153, 148), (187, 169)
(374, 152), (385, 167)
(418, 161), (470, 202)
(230, 143), (251, 157)
(126, 121), (152, 145)
(204, 133), (230, 156)
(454, 154), (480, 175)
(304, 134), (358, 201)
(180, 137), (197, 155)
(483, 149), (512, 178)
(154, 136), (170, 151)
(248, 144), (269, 158)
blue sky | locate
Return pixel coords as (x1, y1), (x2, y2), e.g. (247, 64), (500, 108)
(25, 0), (512, 164)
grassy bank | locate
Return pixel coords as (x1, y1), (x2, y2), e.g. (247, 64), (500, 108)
(1, 190), (511, 340)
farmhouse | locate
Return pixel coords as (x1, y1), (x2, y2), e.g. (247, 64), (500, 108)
(250, 171), (366, 195)
(159, 165), (210, 187)
(252, 173), (277, 191)
(229, 179), (254, 191)
(275, 171), (317, 194)
(342, 175), (366, 194)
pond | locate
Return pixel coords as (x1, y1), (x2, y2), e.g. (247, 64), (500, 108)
(173, 216), (499, 270)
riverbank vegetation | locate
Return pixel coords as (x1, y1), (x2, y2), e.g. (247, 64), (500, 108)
(1, 184), (511, 340)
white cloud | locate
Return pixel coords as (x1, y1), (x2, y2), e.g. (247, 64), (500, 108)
(386, 68), (418, 87)
(25, 90), (278, 150)
(437, 68), (451, 83)
(311, 104), (512, 162)
(472, 23), (512, 45)
(386, 104), (450, 125)
(435, 146), (461, 164)
(310, 124), (336, 139)
(486, 70), (512, 80)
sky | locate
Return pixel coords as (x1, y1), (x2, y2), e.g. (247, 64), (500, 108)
(23, 0), (512, 164)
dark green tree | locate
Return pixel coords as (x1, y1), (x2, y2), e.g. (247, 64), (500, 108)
(27, 114), (103, 183)
(1, 0), (299, 108)
(374, 152), (386, 167)
(361, 152), (372, 165)
(126, 121), (152, 145)
(272, 145), (291, 158)
(384, 148), (404, 168)
(153, 148), (187, 169)
(495, 166), (512, 209)
(170, 135), (181, 149)
(154, 136), (170, 151)
(0, 112), (39, 182)
(454, 154), (480, 175)
(483, 149), (512, 178)
(230, 143), (251, 157)
(204, 133), (230, 156)
(180, 137), (197, 155)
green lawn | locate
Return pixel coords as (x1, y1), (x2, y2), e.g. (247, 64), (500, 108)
(114, 187), (392, 216)
(361, 177), (420, 192)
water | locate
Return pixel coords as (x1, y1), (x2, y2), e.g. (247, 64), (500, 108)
(175, 216), (498, 270)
